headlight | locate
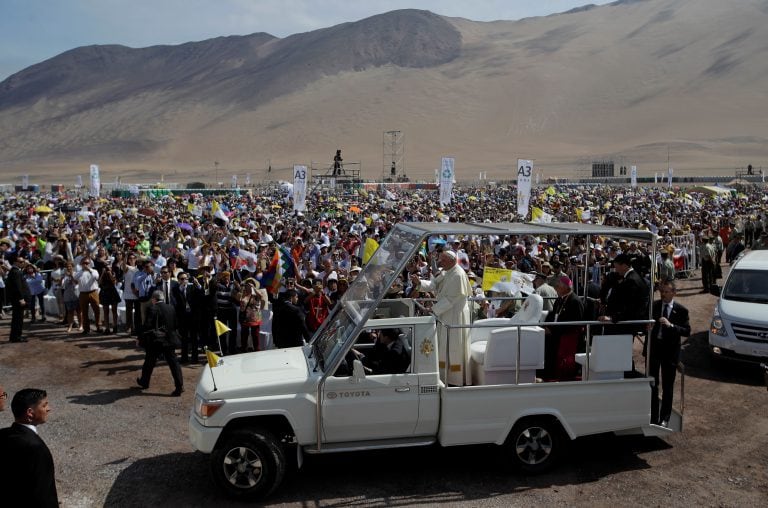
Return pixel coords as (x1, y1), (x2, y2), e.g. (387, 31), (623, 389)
(195, 395), (225, 419)
(710, 308), (727, 336)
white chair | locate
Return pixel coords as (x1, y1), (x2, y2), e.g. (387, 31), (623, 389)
(469, 318), (512, 384)
(575, 334), (633, 380)
(478, 326), (545, 384)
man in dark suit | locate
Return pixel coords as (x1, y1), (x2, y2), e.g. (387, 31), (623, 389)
(172, 271), (197, 364)
(360, 328), (411, 375)
(272, 289), (311, 348)
(646, 280), (690, 426)
(0, 388), (59, 507)
(153, 266), (178, 307)
(599, 253), (650, 336)
(136, 290), (184, 396)
(6, 253), (31, 343)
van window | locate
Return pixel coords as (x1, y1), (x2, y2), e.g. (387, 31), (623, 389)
(723, 270), (768, 303)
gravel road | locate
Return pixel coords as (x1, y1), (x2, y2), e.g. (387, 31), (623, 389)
(1, 268), (766, 507)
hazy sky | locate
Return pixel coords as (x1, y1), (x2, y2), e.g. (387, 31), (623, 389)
(0, 0), (611, 81)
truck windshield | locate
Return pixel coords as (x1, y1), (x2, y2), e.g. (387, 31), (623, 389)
(313, 226), (421, 372)
(723, 270), (768, 303)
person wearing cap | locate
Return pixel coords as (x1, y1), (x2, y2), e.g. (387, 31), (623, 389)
(657, 249), (675, 284)
(410, 250), (472, 386)
(150, 245), (167, 275)
(599, 253), (649, 336)
(543, 275), (585, 380)
(533, 272), (558, 312)
(74, 257), (101, 335)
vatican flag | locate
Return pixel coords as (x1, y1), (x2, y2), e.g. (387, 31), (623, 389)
(215, 319), (231, 337)
(206, 349), (222, 368)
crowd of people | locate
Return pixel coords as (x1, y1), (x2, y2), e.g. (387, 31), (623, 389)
(0, 182), (765, 389)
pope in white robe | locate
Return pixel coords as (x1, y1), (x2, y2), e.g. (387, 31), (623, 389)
(412, 251), (472, 385)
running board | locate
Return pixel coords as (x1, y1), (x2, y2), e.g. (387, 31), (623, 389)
(305, 436), (436, 454)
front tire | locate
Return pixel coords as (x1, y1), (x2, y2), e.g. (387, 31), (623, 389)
(210, 428), (286, 501)
(506, 417), (563, 474)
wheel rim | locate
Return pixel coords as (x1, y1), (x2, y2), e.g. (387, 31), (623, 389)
(222, 446), (264, 489)
(515, 426), (553, 465)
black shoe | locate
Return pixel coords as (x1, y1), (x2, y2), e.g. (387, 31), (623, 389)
(10, 337), (28, 343)
(136, 378), (149, 389)
(180, 359), (189, 365)
(171, 387), (184, 397)
(81, 330), (89, 335)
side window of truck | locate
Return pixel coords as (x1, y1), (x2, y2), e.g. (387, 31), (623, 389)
(333, 327), (413, 377)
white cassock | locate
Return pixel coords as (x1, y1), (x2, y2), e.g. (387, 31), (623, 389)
(418, 264), (472, 385)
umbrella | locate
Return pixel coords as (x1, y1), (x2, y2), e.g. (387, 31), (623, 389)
(138, 207), (157, 217)
(349, 205), (362, 213)
(34, 205), (53, 214)
(177, 222), (193, 232)
(107, 209), (123, 216)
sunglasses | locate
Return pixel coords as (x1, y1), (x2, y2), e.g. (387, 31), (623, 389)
(0, 391), (7, 400)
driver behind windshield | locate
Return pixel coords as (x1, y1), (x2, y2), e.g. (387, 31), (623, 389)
(358, 328), (410, 375)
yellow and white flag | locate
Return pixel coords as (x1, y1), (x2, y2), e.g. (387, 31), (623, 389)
(214, 319), (231, 337)
(206, 349), (222, 368)
(362, 237), (379, 265)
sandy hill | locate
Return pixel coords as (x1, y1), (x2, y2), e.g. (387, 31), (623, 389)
(1, 0), (767, 184)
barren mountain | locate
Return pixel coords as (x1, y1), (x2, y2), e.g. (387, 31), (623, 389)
(1, 0), (767, 184)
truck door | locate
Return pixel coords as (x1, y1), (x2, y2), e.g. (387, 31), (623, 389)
(322, 326), (420, 442)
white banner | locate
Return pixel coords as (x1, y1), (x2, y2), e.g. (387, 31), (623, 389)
(667, 167), (674, 188)
(517, 159), (533, 218)
(245, 173), (251, 186)
(439, 157), (454, 206)
(630, 165), (637, 188)
(22, 175), (29, 190)
(293, 165), (308, 212)
(231, 175), (237, 188)
(89, 164), (100, 197)
(654, 172), (658, 184)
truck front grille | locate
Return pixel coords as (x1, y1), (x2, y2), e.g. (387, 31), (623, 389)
(731, 322), (768, 343)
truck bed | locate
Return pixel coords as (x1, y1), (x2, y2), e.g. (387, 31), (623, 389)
(438, 377), (653, 446)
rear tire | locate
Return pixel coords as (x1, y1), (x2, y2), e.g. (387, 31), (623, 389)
(506, 417), (563, 474)
(210, 428), (286, 501)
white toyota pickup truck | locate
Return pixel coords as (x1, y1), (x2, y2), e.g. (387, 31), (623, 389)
(189, 222), (681, 501)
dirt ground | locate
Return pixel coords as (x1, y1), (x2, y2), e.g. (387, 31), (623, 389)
(1, 266), (767, 507)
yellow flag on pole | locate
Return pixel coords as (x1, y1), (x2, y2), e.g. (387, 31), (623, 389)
(206, 349), (222, 368)
(215, 319), (231, 337)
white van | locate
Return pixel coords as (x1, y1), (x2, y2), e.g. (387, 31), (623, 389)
(709, 250), (768, 363)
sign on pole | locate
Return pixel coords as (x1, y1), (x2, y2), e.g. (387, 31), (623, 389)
(89, 164), (100, 198)
(231, 175), (237, 188)
(667, 167), (674, 188)
(293, 165), (308, 212)
(630, 165), (637, 188)
(439, 157), (454, 206)
(22, 175), (29, 190)
(517, 159), (533, 218)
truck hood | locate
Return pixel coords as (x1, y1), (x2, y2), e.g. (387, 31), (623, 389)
(719, 298), (768, 323)
(197, 347), (312, 397)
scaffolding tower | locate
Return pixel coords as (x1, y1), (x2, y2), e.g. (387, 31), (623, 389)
(383, 130), (407, 182)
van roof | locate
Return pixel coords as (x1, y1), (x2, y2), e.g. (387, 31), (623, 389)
(733, 250), (768, 270)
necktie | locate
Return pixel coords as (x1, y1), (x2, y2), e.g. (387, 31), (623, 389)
(165, 281), (169, 303)
(664, 303), (671, 319)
